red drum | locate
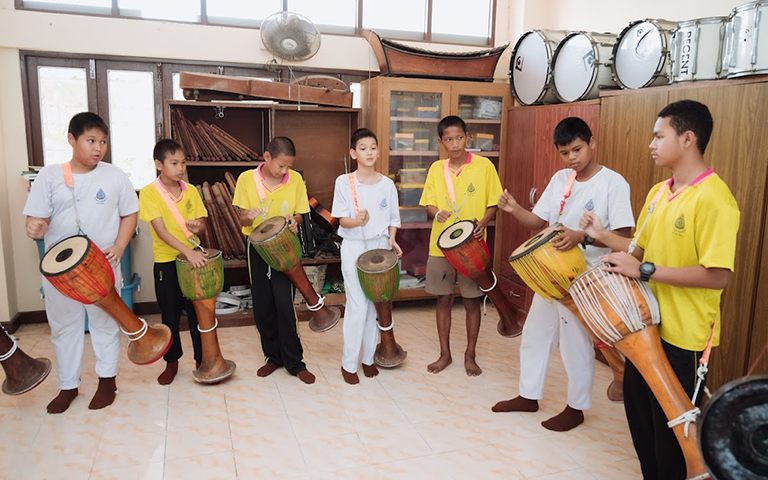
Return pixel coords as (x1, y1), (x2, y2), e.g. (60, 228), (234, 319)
(40, 236), (172, 365)
(0, 324), (51, 396)
(438, 220), (525, 337)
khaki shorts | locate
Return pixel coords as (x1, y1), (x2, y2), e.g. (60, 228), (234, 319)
(425, 256), (484, 298)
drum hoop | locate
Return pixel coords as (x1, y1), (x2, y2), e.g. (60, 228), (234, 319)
(611, 18), (674, 89)
(436, 220), (476, 253)
(176, 249), (222, 264)
(732, 1), (768, 15)
(508, 223), (562, 261)
(674, 16), (728, 30)
(510, 30), (559, 105)
(39, 235), (92, 277)
(248, 217), (287, 245)
(552, 32), (602, 103)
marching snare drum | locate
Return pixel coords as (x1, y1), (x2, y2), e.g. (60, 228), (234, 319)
(510, 30), (569, 105)
(357, 249), (407, 368)
(670, 17), (728, 83)
(249, 217), (341, 333)
(176, 249), (236, 384)
(612, 19), (677, 89)
(40, 235), (172, 365)
(569, 264), (707, 479)
(439, 220), (525, 337)
(724, 0), (768, 78)
(552, 32), (618, 102)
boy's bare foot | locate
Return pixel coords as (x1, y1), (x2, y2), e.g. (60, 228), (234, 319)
(47, 388), (78, 414)
(157, 361), (178, 385)
(89, 377), (117, 410)
(341, 367), (359, 385)
(492, 395), (539, 413)
(464, 352), (482, 376)
(362, 363), (379, 378)
(257, 363), (280, 377)
(297, 369), (316, 384)
(542, 405), (584, 432)
(427, 354), (452, 373)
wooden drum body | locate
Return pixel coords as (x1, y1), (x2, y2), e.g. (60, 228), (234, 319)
(176, 249), (235, 384)
(40, 236), (171, 365)
(357, 249), (406, 367)
(0, 324), (51, 396)
(439, 220), (525, 337)
(249, 217), (340, 333)
(569, 264), (707, 479)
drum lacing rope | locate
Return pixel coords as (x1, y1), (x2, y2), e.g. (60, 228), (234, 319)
(0, 336), (18, 362)
(479, 271), (498, 316)
(307, 295), (325, 312)
(198, 318), (218, 333)
(377, 317), (395, 332)
(120, 317), (149, 341)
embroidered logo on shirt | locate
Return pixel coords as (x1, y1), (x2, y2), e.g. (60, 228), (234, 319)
(95, 188), (107, 203)
(674, 214), (686, 234)
(584, 199), (595, 212)
(467, 183), (476, 195)
(379, 198), (388, 211)
(185, 199), (193, 213)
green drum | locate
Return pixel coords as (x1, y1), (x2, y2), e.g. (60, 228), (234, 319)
(248, 217), (302, 272)
(176, 249), (224, 301)
(357, 249), (400, 303)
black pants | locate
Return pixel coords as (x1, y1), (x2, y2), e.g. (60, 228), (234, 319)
(624, 338), (706, 480)
(248, 243), (306, 375)
(154, 261), (202, 364)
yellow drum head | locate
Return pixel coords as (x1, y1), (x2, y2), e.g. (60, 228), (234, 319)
(509, 223), (564, 261)
(248, 217), (286, 245)
(40, 235), (90, 276)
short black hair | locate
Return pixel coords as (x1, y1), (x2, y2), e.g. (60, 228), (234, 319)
(437, 115), (467, 138)
(266, 136), (296, 157)
(657, 100), (713, 155)
(153, 139), (185, 163)
(351, 128), (378, 149)
(68, 112), (109, 139)
(553, 117), (592, 146)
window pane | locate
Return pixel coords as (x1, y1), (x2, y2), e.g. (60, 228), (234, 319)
(22, 0), (111, 14)
(287, 0), (356, 33)
(363, 0), (427, 40)
(38, 66), (89, 166)
(432, 0), (492, 44)
(206, 0), (281, 27)
(119, 0), (200, 22)
(107, 70), (156, 189)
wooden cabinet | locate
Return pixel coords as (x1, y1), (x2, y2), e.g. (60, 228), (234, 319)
(361, 77), (512, 300)
(501, 100), (601, 311)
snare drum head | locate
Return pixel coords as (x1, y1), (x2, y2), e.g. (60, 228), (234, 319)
(40, 235), (91, 275)
(357, 249), (398, 274)
(509, 224), (563, 260)
(511, 31), (553, 105)
(698, 374), (768, 480)
(553, 33), (598, 102)
(614, 20), (668, 89)
(248, 217), (286, 244)
(437, 220), (475, 250)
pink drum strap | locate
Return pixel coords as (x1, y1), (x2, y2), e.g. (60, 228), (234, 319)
(62, 161), (84, 235)
(442, 152), (472, 204)
(558, 170), (578, 218)
(252, 164), (289, 219)
(347, 173), (360, 216)
(152, 178), (195, 243)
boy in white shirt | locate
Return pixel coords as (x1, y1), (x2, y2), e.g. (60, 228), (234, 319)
(332, 128), (402, 384)
(492, 117), (634, 431)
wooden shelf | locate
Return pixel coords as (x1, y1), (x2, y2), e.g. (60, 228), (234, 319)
(390, 150), (439, 156)
(390, 116), (440, 122)
(187, 161), (260, 166)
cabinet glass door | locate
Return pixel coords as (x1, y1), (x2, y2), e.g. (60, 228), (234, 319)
(457, 94), (503, 166)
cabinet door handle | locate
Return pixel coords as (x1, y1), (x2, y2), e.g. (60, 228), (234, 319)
(509, 289), (521, 298)
(529, 188), (538, 209)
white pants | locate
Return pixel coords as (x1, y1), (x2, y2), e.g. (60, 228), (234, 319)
(42, 266), (122, 390)
(519, 293), (595, 410)
(340, 236), (389, 374)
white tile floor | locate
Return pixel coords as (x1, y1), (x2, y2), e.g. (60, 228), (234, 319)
(0, 302), (642, 480)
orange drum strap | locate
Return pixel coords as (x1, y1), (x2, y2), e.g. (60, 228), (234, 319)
(442, 153), (472, 220)
(347, 173), (360, 216)
(62, 162), (85, 235)
(558, 170), (578, 219)
(152, 178), (199, 249)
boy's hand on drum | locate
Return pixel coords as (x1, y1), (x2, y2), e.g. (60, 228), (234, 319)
(103, 245), (124, 267)
(356, 209), (370, 226)
(579, 211), (605, 239)
(551, 227), (581, 251)
(187, 249), (209, 269)
(435, 210), (452, 223)
(601, 252), (641, 278)
(26, 217), (48, 239)
(498, 189), (518, 213)
(287, 215), (299, 234)
(246, 207), (263, 222)
(472, 219), (487, 239)
(185, 218), (204, 234)
(389, 238), (403, 258)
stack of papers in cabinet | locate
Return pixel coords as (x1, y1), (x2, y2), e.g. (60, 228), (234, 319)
(399, 273), (425, 290)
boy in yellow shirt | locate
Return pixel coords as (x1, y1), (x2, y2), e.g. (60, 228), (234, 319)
(580, 100), (739, 479)
(139, 139), (208, 385)
(233, 137), (316, 384)
(420, 116), (503, 376)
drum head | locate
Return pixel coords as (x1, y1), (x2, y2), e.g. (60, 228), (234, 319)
(553, 33), (597, 102)
(40, 235), (90, 276)
(698, 375), (768, 480)
(249, 217), (286, 244)
(614, 20), (666, 89)
(511, 31), (551, 105)
(176, 248), (222, 264)
(357, 249), (398, 274)
(437, 220), (475, 251)
(509, 223), (563, 260)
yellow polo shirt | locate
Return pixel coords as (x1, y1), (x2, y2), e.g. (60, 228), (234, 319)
(420, 153), (503, 257)
(139, 181), (208, 263)
(634, 171), (739, 351)
(232, 168), (310, 236)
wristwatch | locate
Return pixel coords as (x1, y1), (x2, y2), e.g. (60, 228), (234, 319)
(581, 234), (595, 248)
(639, 262), (656, 282)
